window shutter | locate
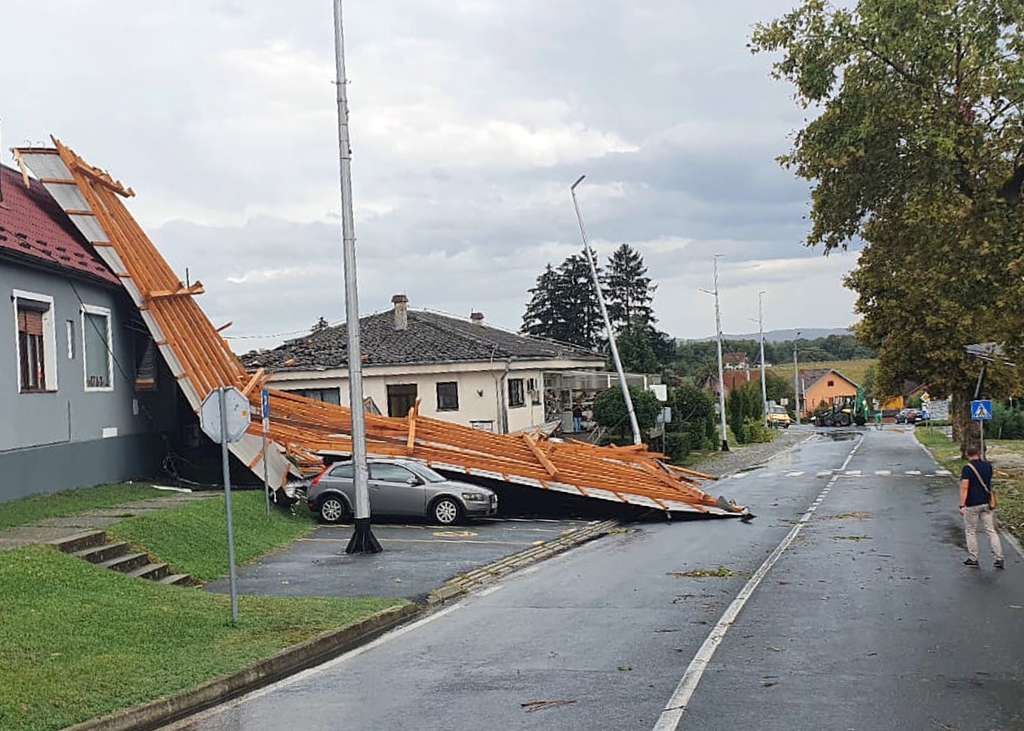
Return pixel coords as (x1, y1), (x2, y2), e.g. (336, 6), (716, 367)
(17, 309), (44, 337)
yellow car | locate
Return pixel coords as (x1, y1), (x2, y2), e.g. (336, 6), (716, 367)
(767, 406), (791, 428)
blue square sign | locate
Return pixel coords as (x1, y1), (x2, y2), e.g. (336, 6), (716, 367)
(971, 399), (993, 421)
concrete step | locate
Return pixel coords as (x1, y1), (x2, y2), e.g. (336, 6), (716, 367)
(100, 552), (150, 574)
(49, 530), (107, 554)
(127, 562), (170, 581)
(158, 573), (194, 587)
(72, 541), (130, 564)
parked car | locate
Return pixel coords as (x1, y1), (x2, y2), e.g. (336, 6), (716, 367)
(306, 458), (498, 525)
(767, 405), (791, 428)
(897, 408), (919, 424)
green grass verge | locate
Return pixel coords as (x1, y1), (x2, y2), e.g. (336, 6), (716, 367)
(916, 428), (1024, 542)
(110, 491), (316, 582)
(0, 482), (166, 530)
(0, 546), (401, 731)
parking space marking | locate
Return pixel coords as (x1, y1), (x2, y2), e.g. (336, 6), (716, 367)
(875, 470), (891, 476)
(906, 470), (922, 476)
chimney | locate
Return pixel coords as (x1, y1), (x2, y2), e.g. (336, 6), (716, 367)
(470, 311), (485, 326)
(392, 294), (409, 331)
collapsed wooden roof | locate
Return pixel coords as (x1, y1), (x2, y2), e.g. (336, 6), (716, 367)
(14, 139), (741, 517)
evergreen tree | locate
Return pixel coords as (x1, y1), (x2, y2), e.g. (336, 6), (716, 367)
(554, 250), (605, 349)
(521, 264), (562, 339)
(615, 324), (660, 374)
(605, 244), (656, 331)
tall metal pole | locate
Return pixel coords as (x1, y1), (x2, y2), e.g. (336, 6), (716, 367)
(758, 291), (768, 427)
(711, 256), (729, 451)
(333, 0), (380, 554)
(218, 387), (239, 623)
(261, 388), (271, 517)
(793, 331), (801, 426)
(570, 175), (642, 446)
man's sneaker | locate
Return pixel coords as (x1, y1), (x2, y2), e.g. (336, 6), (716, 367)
(995, 559), (1005, 570)
(964, 558), (980, 567)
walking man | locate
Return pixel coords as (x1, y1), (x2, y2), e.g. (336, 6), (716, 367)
(572, 403), (584, 433)
(960, 446), (1004, 569)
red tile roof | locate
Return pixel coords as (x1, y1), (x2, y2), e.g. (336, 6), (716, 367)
(0, 164), (118, 285)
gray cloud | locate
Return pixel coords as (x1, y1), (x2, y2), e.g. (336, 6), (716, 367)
(1, 0), (858, 351)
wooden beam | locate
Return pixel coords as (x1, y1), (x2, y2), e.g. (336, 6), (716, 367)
(147, 282), (205, 300)
(215, 321), (233, 333)
(241, 368), (265, 398)
(522, 433), (559, 478)
(406, 399), (420, 452)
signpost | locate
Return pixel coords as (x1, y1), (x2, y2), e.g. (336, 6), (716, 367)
(261, 388), (271, 517)
(971, 399), (993, 459)
(200, 386), (250, 624)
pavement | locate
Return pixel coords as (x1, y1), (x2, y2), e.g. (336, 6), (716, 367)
(689, 425), (811, 478)
(204, 517), (596, 600)
(169, 427), (1024, 731)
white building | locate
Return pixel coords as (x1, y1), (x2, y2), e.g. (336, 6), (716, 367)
(242, 295), (606, 434)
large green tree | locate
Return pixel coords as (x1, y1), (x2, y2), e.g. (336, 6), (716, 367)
(521, 251), (606, 349)
(605, 243), (656, 331)
(752, 0), (1024, 450)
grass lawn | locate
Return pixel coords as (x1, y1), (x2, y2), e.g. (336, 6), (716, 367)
(0, 546), (401, 731)
(0, 482), (166, 530)
(916, 428), (1024, 542)
(769, 357), (877, 386)
(111, 490), (316, 582)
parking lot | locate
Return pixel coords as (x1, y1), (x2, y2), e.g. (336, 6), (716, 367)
(204, 517), (597, 600)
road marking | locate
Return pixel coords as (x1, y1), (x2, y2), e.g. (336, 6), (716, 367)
(299, 537), (533, 547)
(935, 469), (952, 476)
(785, 471), (804, 477)
(906, 470), (922, 476)
(845, 470), (861, 476)
(732, 472), (748, 479)
(653, 436), (863, 730)
(816, 470), (833, 477)
(875, 470), (891, 476)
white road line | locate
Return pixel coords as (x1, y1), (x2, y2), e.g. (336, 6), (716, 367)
(906, 470), (922, 476)
(935, 469), (952, 476)
(652, 436), (863, 731)
(845, 469), (861, 476)
(816, 470), (833, 477)
(732, 472), (748, 479)
(785, 471), (804, 477)
(875, 470), (891, 476)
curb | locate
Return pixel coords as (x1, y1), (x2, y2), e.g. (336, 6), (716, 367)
(63, 603), (421, 731)
(426, 518), (619, 604)
(716, 432), (817, 481)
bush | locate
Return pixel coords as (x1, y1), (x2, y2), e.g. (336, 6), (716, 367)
(663, 432), (691, 463)
(743, 418), (773, 444)
(987, 403), (1024, 439)
(726, 382), (765, 444)
(593, 386), (662, 436)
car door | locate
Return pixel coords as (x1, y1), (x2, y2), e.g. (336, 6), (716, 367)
(368, 463), (426, 516)
(323, 462), (356, 511)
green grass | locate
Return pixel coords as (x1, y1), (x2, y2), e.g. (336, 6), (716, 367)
(0, 546), (401, 731)
(916, 428), (1024, 542)
(110, 491), (316, 582)
(0, 482), (167, 530)
(769, 358), (877, 387)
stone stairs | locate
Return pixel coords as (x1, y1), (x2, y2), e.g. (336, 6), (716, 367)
(50, 530), (193, 586)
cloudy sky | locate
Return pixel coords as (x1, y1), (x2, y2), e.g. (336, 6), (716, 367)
(2, 0), (860, 351)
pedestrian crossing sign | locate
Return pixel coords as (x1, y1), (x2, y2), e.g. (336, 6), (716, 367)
(971, 399), (993, 421)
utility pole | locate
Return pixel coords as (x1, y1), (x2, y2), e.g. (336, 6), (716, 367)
(793, 330), (801, 426)
(758, 291), (768, 427)
(569, 175), (642, 446)
(701, 256), (729, 451)
(333, 0), (380, 554)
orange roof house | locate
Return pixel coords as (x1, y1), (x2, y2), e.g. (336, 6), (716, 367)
(798, 368), (858, 417)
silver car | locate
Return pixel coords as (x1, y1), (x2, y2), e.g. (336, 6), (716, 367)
(306, 458), (498, 526)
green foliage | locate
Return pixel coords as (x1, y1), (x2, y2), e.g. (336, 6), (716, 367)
(592, 386), (662, 435)
(662, 432), (691, 463)
(987, 403), (1024, 439)
(521, 252), (605, 349)
(606, 243), (656, 331)
(615, 324), (660, 374)
(743, 418), (773, 444)
(0, 546), (400, 731)
(752, 0), (1024, 450)
(673, 335), (875, 378)
(110, 491), (315, 582)
(0, 483), (166, 530)
(726, 382), (766, 444)
(669, 383), (718, 451)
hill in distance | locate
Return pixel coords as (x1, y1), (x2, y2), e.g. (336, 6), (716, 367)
(687, 327), (852, 344)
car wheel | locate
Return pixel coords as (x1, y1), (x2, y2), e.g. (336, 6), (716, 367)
(318, 496), (348, 524)
(431, 497), (462, 526)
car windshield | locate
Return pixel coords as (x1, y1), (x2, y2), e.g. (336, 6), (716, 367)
(771, 407), (786, 414)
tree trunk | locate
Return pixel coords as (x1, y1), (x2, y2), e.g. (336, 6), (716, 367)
(952, 390), (979, 458)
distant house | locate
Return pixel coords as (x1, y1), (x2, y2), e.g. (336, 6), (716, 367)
(0, 163), (172, 501)
(242, 295), (606, 434)
(798, 368), (859, 417)
(723, 352), (749, 370)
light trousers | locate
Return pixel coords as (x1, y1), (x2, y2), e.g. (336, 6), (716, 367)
(964, 505), (1004, 562)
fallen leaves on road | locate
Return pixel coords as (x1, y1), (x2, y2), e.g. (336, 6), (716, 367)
(521, 700), (577, 713)
(828, 511), (873, 520)
(670, 567), (738, 578)
(832, 535), (871, 541)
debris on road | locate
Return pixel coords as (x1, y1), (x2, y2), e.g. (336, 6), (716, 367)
(670, 567), (738, 578)
(521, 700), (577, 713)
(14, 140), (751, 521)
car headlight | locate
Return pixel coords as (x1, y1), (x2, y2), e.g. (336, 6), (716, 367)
(462, 492), (487, 502)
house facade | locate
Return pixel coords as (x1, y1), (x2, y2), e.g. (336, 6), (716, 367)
(0, 164), (171, 501)
(799, 367), (859, 417)
(242, 295), (607, 434)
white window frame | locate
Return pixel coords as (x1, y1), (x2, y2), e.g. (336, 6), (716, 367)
(12, 289), (58, 393)
(81, 303), (114, 393)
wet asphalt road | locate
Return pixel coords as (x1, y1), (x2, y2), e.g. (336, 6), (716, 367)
(169, 428), (1024, 731)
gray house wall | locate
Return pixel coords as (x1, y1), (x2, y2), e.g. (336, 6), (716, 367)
(0, 259), (168, 501)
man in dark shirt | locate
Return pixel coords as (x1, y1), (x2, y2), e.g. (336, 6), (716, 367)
(959, 446), (1004, 568)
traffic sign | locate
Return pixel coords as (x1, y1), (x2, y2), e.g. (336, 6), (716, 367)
(971, 399), (993, 422)
(261, 388), (271, 431)
(200, 387), (252, 444)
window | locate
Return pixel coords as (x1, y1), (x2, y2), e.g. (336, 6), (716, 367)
(370, 463), (416, 483)
(508, 378), (525, 408)
(330, 463), (354, 478)
(527, 377), (541, 405)
(827, 380), (835, 387)
(436, 381), (459, 411)
(386, 383), (418, 418)
(290, 388), (341, 405)
(13, 290), (56, 393)
(81, 305), (113, 391)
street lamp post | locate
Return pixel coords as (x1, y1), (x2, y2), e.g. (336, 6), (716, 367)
(333, 0), (380, 554)
(569, 175), (642, 446)
(701, 256), (729, 451)
(792, 330), (801, 426)
(758, 291), (768, 427)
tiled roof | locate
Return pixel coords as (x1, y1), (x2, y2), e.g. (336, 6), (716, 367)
(0, 164), (118, 285)
(799, 368), (859, 389)
(242, 309), (604, 371)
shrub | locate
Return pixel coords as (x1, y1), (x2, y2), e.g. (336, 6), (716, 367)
(743, 418), (773, 444)
(593, 386), (662, 436)
(663, 432), (691, 463)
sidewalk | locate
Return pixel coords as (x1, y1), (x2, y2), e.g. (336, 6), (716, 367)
(689, 426), (811, 478)
(0, 491), (215, 551)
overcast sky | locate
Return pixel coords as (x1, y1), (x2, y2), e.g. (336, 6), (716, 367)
(2, 0), (860, 351)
